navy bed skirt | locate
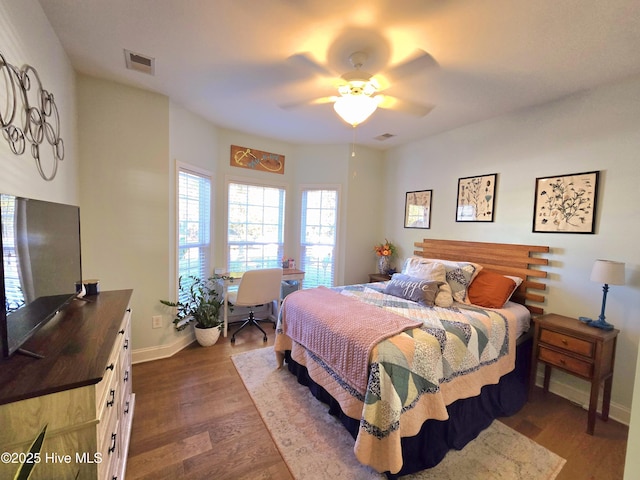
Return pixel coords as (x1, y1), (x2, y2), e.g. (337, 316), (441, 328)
(284, 332), (532, 478)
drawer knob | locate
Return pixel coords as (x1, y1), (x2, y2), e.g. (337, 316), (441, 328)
(559, 359), (566, 365)
(124, 401), (130, 414)
(561, 339), (568, 345)
(106, 363), (115, 371)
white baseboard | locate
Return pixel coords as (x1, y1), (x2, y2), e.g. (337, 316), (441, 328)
(533, 370), (630, 426)
(131, 332), (195, 364)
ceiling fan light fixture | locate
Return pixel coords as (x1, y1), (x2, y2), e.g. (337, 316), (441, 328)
(333, 94), (378, 127)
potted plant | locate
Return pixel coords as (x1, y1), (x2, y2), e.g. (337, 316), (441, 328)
(160, 275), (225, 347)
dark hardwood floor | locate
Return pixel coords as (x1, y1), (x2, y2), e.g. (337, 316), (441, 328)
(126, 327), (628, 480)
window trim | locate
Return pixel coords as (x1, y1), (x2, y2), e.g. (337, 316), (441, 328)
(299, 184), (341, 288)
(224, 174), (289, 272)
(174, 161), (214, 298)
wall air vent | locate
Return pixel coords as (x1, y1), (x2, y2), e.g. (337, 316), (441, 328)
(374, 133), (396, 141)
(124, 49), (155, 75)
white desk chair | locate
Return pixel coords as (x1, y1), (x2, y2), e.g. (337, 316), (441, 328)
(227, 268), (283, 344)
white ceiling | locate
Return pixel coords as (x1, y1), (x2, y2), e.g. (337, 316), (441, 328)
(38, 0), (640, 150)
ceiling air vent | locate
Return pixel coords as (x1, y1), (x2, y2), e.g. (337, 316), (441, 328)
(374, 133), (396, 141)
(124, 49), (155, 75)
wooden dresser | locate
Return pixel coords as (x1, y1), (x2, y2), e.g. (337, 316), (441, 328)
(0, 290), (135, 479)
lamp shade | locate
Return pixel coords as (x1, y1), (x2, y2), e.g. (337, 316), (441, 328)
(590, 260), (625, 285)
(333, 94), (378, 127)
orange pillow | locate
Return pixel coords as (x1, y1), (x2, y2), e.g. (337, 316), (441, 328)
(467, 270), (517, 308)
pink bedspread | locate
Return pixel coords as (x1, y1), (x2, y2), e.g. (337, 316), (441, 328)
(278, 287), (422, 394)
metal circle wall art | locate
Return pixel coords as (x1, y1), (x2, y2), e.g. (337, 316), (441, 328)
(1, 50), (65, 181)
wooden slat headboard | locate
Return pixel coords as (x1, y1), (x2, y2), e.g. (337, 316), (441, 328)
(413, 239), (549, 314)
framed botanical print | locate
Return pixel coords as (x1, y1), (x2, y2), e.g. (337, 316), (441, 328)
(456, 173), (497, 222)
(533, 170), (599, 233)
(404, 190), (432, 229)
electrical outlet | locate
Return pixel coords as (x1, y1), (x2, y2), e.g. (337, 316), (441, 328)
(152, 315), (162, 329)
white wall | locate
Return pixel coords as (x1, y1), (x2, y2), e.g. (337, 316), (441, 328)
(74, 91), (385, 360)
(384, 75), (640, 425)
(77, 75), (171, 354)
(4, 5), (639, 477)
(270, 143), (385, 287)
(291, 144), (349, 285)
(625, 346), (640, 478)
(344, 147), (386, 285)
(132, 102), (222, 356)
(8, 3), (636, 465)
(0, 0), (78, 202)
(214, 129), (297, 274)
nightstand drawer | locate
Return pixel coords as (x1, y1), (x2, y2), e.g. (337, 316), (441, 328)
(539, 346), (593, 377)
(540, 329), (594, 357)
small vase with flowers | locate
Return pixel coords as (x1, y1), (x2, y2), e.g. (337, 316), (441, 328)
(373, 239), (397, 275)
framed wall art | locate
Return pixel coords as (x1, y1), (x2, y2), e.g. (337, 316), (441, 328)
(532, 170), (599, 233)
(230, 145), (285, 174)
(404, 190), (432, 229)
(456, 173), (497, 222)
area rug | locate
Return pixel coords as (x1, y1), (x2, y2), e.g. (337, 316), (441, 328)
(231, 346), (565, 480)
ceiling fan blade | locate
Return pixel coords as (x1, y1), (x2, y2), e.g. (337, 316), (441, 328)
(279, 95), (337, 110)
(286, 52), (335, 77)
(377, 95), (435, 117)
(382, 49), (439, 83)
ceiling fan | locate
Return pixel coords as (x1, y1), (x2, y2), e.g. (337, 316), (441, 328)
(282, 49), (436, 127)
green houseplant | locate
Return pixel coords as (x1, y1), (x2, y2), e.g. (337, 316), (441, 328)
(160, 275), (225, 346)
(13, 424), (47, 480)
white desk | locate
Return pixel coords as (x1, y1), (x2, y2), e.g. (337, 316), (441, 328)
(221, 268), (305, 337)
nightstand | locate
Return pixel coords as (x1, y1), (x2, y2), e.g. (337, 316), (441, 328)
(368, 273), (392, 282)
(529, 313), (619, 435)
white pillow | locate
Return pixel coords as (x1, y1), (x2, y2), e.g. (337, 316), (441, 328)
(402, 258), (453, 307)
(417, 258), (482, 304)
(504, 275), (524, 302)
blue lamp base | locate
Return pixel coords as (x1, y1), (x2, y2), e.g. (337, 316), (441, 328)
(579, 283), (615, 331)
(579, 316), (614, 331)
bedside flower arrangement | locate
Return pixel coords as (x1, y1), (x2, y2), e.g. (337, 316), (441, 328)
(373, 239), (397, 274)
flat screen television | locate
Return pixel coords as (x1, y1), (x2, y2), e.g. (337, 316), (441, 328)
(0, 194), (82, 358)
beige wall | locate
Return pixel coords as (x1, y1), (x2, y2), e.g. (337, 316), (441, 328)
(383, 75), (640, 426)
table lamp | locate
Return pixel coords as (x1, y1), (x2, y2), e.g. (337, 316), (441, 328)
(579, 259), (625, 331)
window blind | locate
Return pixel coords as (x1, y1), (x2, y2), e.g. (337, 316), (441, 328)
(227, 181), (285, 272)
(300, 188), (338, 288)
(178, 168), (211, 300)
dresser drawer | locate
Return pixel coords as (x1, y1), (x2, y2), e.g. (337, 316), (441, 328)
(540, 329), (594, 357)
(98, 405), (120, 480)
(539, 346), (593, 378)
(96, 330), (126, 410)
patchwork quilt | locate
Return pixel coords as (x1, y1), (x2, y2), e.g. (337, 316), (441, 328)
(274, 282), (518, 474)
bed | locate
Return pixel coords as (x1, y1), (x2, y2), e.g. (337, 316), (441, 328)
(274, 239), (549, 478)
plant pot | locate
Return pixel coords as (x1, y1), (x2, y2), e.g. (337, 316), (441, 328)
(194, 325), (221, 347)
